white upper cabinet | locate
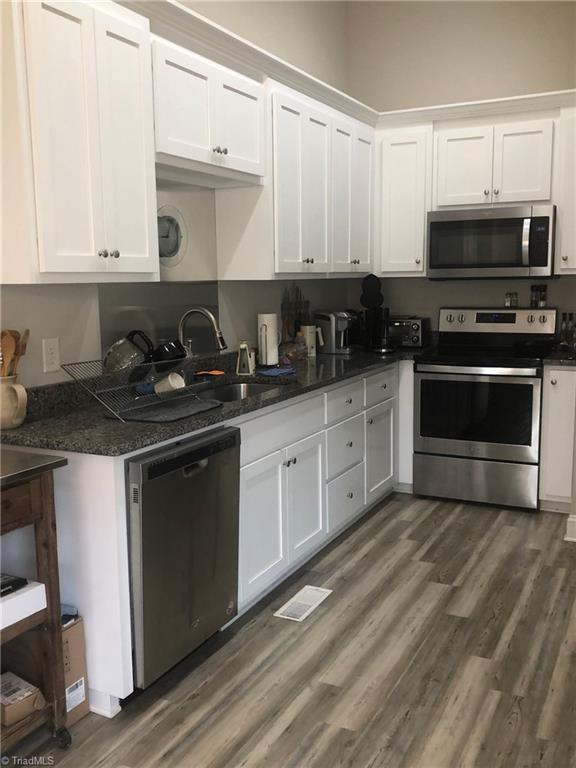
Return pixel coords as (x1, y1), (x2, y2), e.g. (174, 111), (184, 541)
(301, 108), (331, 270)
(492, 120), (553, 203)
(152, 39), (265, 177)
(379, 126), (431, 274)
(436, 118), (554, 207)
(24, 0), (105, 273)
(23, 0), (158, 276)
(436, 125), (494, 206)
(331, 121), (353, 272)
(94, 13), (157, 273)
(556, 108), (576, 274)
(350, 128), (374, 270)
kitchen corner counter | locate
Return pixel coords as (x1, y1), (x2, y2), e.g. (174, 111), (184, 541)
(0, 352), (413, 458)
(544, 352), (576, 367)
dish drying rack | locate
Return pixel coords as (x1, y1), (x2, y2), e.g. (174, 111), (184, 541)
(61, 358), (213, 423)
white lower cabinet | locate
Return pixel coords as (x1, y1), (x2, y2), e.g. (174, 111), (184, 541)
(285, 432), (326, 564)
(540, 368), (576, 507)
(327, 463), (365, 534)
(365, 399), (396, 505)
(239, 451), (286, 606)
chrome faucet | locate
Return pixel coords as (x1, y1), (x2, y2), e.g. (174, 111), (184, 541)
(177, 307), (228, 356)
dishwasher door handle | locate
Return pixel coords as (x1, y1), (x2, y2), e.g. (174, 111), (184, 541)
(182, 458), (209, 479)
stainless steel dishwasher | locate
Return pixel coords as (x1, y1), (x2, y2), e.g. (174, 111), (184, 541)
(127, 426), (240, 688)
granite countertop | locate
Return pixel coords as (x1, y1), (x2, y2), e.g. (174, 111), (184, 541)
(1, 449), (68, 487)
(544, 351), (576, 367)
(1, 352), (414, 458)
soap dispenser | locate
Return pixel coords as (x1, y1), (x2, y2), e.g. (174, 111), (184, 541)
(236, 342), (256, 376)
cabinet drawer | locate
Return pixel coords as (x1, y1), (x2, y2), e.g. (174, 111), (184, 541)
(325, 380), (364, 425)
(326, 413), (365, 481)
(365, 366), (397, 408)
(240, 395), (324, 466)
(1, 482), (38, 533)
(327, 462), (365, 533)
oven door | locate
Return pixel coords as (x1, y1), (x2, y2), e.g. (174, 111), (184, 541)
(414, 367), (542, 463)
(427, 207), (541, 279)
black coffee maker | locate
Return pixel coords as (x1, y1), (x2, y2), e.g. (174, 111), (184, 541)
(360, 274), (395, 354)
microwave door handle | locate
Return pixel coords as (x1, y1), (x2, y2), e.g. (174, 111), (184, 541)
(522, 218), (531, 267)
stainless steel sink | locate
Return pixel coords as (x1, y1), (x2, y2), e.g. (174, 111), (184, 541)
(196, 383), (280, 402)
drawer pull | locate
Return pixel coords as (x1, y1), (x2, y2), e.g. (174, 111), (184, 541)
(347, 492), (354, 499)
(381, 383), (387, 389)
(292, 457), (297, 465)
(367, 418), (374, 425)
(283, 460), (291, 467)
(551, 379), (558, 386)
(346, 441), (353, 448)
(346, 398), (353, 405)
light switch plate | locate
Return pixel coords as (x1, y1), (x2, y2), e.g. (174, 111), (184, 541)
(42, 338), (60, 373)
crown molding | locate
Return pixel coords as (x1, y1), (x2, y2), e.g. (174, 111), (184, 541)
(118, 0), (379, 126)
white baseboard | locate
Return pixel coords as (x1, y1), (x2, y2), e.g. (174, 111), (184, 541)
(540, 499), (572, 514)
(564, 515), (576, 542)
(394, 482), (413, 494)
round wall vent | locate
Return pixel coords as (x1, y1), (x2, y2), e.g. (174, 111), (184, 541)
(157, 204), (187, 268)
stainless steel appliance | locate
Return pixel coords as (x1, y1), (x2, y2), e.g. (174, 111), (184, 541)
(127, 427), (240, 688)
(389, 316), (431, 348)
(427, 205), (556, 279)
(413, 308), (557, 509)
(314, 311), (355, 354)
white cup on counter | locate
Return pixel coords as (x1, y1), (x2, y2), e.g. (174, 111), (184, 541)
(154, 372), (186, 395)
(301, 325), (324, 358)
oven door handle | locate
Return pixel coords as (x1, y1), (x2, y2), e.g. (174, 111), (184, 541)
(522, 217), (531, 267)
(415, 363), (540, 377)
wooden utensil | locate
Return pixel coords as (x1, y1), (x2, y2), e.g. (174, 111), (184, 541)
(1, 332), (16, 378)
(11, 329), (30, 377)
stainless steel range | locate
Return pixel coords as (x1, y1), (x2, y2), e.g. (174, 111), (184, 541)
(413, 307), (557, 509)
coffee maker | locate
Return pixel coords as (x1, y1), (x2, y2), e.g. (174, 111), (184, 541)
(314, 311), (355, 355)
(360, 274), (395, 355)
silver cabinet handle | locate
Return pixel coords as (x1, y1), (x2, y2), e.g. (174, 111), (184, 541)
(346, 398), (353, 405)
(346, 441), (353, 448)
(111, 250), (120, 259)
(347, 492), (354, 499)
(283, 460), (291, 467)
(310, 258), (315, 264)
(415, 258), (421, 265)
(212, 146), (222, 154)
(292, 457), (297, 465)
(98, 249), (109, 258)
(493, 188), (500, 195)
(551, 379), (558, 386)
(484, 189), (490, 196)
(368, 418), (374, 425)
(562, 255), (569, 262)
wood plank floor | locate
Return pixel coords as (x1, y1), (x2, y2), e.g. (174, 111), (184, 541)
(24, 494), (576, 767)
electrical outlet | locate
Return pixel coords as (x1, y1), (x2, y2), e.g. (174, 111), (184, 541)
(42, 338), (60, 373)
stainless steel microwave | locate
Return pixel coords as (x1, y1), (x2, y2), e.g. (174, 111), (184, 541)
(427, 205), (556, 279)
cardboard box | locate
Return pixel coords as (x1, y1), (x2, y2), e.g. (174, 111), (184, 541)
(62, 618), (90, 726)
(1, 672), (46, 727)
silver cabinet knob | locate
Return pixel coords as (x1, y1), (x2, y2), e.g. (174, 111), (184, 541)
(346, 441), (353, 448)
(381, 383), (387, 389)
(222, 147), (229, 155)
(367, 418), (374, 425)
(346, 398), (353, 405)
(292, 457), (297, 465)
(98, 249), (109, 258)
(347, 492), (354, 499)
(484, 189), (490, 196)
(493, 188), (500, 195)
(212, 146), (222, 154)
(415, 258), (421, 265)
(551, 379), (558, 386)
(111, 249), (120, 259)
(310, 258), (315, 264)
(283, 460), (291, 467)
(562, 255), (569, 262)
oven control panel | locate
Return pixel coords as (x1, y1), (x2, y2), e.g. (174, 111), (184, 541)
(439, 308), (557, 334)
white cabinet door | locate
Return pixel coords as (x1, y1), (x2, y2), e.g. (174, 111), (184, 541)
(540, 370), (576, 505)
(285, 433), (326, 564)
(239, 451), (287, 606)
(557, 109), (576, 274)
(365, 399), (395, 505)
(350, 127), (374, 270)
(95, 12), (158, 274)
(301, 107), (331, 272)
(24, 0), (106, 273)
(273, 93), (303, 272)
(331, 121), (353, 272)
(380, 127), (430, 274)
(436, 125), (494, 206)
(152, 40), (213, 163)
(212, 69), (265, 176)
(492, 120), (553, 203)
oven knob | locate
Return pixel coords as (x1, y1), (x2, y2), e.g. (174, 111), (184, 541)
(539, 315), (547, 324)
(446, 314), (454, 323)
(527, 314), (535, 324)
(411, 323), (419, 331)
(412, 335), (420, 344)
(458, 313), (466, 324)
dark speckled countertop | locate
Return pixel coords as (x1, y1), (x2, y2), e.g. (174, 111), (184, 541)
(544, 351), (576, 367)
(1, 352), (414, 458)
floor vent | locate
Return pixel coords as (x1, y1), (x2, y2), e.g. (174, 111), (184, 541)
(273, 586), (332, 622)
